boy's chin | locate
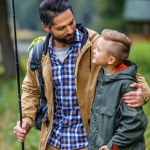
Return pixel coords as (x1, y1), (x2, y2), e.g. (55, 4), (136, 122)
(92, 60), (99, 66)
(92, 59), (97, 64)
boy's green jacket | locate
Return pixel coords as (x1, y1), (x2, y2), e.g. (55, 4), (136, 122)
(88, 61), (148, 150)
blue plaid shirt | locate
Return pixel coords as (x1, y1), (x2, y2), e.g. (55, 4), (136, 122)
(48, 29), (88, 149)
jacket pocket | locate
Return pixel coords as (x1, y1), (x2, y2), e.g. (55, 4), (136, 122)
(97, 107), (117, 142)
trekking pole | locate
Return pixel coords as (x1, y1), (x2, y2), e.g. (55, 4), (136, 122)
(11, 0), (25, 150)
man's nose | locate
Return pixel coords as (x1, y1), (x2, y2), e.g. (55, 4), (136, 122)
(66, 26), (73, 34)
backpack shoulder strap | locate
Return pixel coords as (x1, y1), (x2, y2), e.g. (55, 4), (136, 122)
(30, 40), (45, 99)
(28, 38), (49, 130)
(30, 40), (45, 71)
(27, 36), (46, 54)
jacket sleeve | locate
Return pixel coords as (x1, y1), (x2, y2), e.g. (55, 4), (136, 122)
(107, 81), (148, 149)
(136, 73), (150, 102)
(21, 49), (40, 128)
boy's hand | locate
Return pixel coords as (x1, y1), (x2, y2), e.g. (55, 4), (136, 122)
(122, 83), (144, 107)
(99, 145), (109, 150)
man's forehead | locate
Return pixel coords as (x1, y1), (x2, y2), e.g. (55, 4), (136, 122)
(52, 9), (74, 26)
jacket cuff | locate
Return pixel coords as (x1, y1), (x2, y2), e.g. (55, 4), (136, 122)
(107, 140), (120, 150)
(22, 117), (34, 128)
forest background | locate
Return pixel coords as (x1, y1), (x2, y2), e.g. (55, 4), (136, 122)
(0, 0), (150, 149)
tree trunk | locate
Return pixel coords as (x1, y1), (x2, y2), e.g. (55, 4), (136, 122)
(0, 0), (16, 77)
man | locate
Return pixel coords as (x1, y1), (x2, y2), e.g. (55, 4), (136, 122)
(14, 0), (150, 150)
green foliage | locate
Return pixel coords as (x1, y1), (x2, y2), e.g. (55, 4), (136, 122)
(93, 0), (125, 32)
(7, 0), (41, 30)
(129, 41), (150, 149)
(129, 41), (150, 84)
(70, 0), (95, 27)
(0, 55), (40, 150)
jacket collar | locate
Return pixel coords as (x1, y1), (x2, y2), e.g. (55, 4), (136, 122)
(76, 23), (88, 48)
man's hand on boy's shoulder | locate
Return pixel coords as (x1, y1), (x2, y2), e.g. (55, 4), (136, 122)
(122, 83), (145, 107)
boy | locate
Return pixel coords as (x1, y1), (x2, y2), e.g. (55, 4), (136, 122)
(88, 29), (148, 150)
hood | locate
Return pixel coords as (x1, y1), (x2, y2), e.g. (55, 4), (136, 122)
(99, 61), (138, 84)
(76, 23), (88, 48)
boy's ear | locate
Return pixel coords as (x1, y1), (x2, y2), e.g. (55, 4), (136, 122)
(41, 23), (50, 33)
(108, 56), (116, 65)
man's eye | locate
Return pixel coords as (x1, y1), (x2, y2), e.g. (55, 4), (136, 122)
(70, 21), (74, 25)
(57, 27), (65, 30)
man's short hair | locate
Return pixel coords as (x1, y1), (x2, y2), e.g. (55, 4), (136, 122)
(101, 29), (131, 64)
(39, 0), (73, 28)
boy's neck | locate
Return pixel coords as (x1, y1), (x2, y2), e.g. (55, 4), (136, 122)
(103, 63), (128, 75)
(103, 66), (117, 75)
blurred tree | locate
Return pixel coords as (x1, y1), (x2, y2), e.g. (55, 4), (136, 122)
(70, 0), (95, 28)
(9, 0), (41, 30)
(7, 0), (95, 31)
(0, 0), (15, 77)
(5, 0), (125, 33)
(93, 0), (125, 32)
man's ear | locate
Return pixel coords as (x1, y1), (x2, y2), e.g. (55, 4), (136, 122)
(108, 56), (116, 65)
(41, 23), (50, 33)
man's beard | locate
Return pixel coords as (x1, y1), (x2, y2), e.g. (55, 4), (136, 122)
(51, 32), (75, 44)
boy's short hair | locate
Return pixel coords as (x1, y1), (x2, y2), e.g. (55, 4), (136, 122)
(101, 29), (131, 64)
